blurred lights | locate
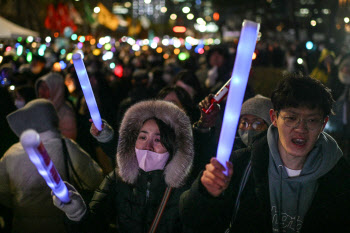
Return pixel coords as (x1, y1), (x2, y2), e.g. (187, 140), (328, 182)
(45, 36), (52, 43)
(162, 39), (169, 46)
(77, 42), (83, 49)
(252, 52), (257, 60)
(114, 64), (123, 78)
(27, 36), (34, 43)
(26, 52), (33, 62)
(110, 62), (116, 69)
(170, 14), (177, 20)
(60, 61), (67, 69)
(161, 7), (167, 13)
(9, 85), (15, 91)
(53, 62), (61, 72)
(156, 47), (163, 53)
(196, 18), (206, 25)
(102, 51), (114, 60)
(132, 44), (140, 51)
(66, 53), (73, 61)
(310, 20), (316, 26)
(0, 56), (3, 64)
(306, 41), (314, 50)
(104, 43), (112, 50)
(93, 49), (101, 56)
(174, 48), (180, 55)
(163, 53), (169, 59)
(173, 26), (187, 33)
(31, 42), (37, 48)
(60, 49), (66, 55)
(213, 12), (220, 21)
(344, 17), (350, 23)
(150, 42), (157, 49)
(71, 34), (78, 40)
(94, 7), (100, 13)
(178, 52), (188, 61)
(127, 37), (136, 45)
(187, 14), (194, 20)
(79, 36), (85, 42)
(182, 7), (190, 14)
(297, 58), (303, 64)
(124, 2), (131, 8)
(17, 45), (23, 56)
(54, 32), (59, 37)
(144, 0), (151, 3)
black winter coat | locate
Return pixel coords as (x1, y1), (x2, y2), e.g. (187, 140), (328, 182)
(69, 169), (187, 233)
(180, 133), (350, 233)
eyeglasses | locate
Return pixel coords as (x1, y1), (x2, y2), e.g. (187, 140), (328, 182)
(239, 120), (266, 130)
(278, 114), (325, 131)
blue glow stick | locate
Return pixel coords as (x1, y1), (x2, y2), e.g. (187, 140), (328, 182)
(216, 20), (260, 174)
(20, 129), (70, 203)
(72, 53), (103, 131)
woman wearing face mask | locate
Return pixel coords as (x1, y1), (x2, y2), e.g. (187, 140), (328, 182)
(52, 100), (194, 233)
(13, 85), (36, 109)
(236, 95), (273, 149)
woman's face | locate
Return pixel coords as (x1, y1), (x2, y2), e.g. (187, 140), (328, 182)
(135, 119), (168, 153)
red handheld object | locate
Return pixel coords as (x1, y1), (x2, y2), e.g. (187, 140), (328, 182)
(202, 78), (231, 114)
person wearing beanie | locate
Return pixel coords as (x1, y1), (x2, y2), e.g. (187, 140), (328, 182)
(0, 99), (103, 233)
(237, 94), (273, 148)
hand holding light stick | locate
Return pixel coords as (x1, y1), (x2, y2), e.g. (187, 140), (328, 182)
(20, 129), (70, 203)
(216, 20), (260, 175)
(202, 77), (231, 114)
(72, 53), (103, 131)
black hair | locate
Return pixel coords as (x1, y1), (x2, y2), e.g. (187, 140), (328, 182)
(157, 86), (197, 123)
(271, 73), (335, 118)
(144, 117), (177, 159)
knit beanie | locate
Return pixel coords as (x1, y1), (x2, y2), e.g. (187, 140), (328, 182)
(240, 95), (273, 125)
(7, 98), (59, 137)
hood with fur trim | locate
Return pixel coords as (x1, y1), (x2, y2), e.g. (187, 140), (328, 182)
(117, 100), (194, 188)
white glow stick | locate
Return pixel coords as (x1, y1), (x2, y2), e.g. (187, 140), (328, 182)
(20, 129), (70, 203)
(72, 53), (103, 131)
(216, 20), (260, 174)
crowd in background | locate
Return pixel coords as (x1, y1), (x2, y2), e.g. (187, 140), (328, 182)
(1, 35), (350, 232)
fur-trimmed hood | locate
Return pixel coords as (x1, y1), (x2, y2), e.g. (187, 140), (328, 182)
(117, 100), (194, 188)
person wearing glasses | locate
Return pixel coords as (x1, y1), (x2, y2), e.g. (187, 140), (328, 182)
(236, 95), (273, 149)
(180, 74), (350, 233)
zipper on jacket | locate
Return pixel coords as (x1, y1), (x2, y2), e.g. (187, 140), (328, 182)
(145, 181), (151, 204)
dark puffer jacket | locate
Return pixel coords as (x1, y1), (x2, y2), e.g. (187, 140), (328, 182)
(70, 100), (194, 233)
(180, 132), (350, 233)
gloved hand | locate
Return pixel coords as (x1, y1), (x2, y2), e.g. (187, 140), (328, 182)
(52, 182), (87, 221)
(89, 119), (114, 143)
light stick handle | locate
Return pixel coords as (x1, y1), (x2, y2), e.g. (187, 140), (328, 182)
(72, 53), (103, 131)
(20, 129), (70, 203)
(216, 20), (260, 175)
(202, 78), (231, 114)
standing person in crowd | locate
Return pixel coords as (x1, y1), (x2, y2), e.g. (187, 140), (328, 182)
(0, 99), (103, 233)
(173, 70), (204, 105)
(52, 100), (194, 233)
(35, 72), (77, 140)
(180, 74), (350, 232)
(235, 95), (273, 149)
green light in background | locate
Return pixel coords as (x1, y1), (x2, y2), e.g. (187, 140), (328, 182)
(178, 52), (188, 61)
(66, 53), (73, 61)
(17, 45), (23, 56)
(71, 34), (78, 41)
(17, 37), (22, 42)
(79, 36), (85, 42)
(104, 43), (112, 50)
(27, 52), (33, 62)
(60, 49), (66, 55)
(110, 62), (115, 69)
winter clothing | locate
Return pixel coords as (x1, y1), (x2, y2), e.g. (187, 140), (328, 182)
(180, 128), (350, 233)
(35, 72), (77, 140)
(0, 99), (103, 233)
(240, 95), (273, 125)
(68, 100), (194, 232)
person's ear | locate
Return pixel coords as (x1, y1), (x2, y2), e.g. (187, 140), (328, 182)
(270, 109), (278, 127)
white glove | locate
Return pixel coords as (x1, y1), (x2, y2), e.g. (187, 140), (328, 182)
(90, 119), (114, 143)
(52, 182), (87, 221)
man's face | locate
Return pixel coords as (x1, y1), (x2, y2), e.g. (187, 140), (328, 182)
(270, 107), (328, 159)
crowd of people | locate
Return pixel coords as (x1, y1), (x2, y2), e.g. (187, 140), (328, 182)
(0, 35), (350, 233)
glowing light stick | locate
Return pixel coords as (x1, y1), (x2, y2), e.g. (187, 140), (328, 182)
(20, 129), (70, 203)
(202, 77), (231, 114)
(216, 20), (260, 174)
(72, 53), (102, 131)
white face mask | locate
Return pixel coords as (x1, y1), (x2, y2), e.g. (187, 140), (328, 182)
(339, 72), (350, 85)
(14, 99), (25, 109)
(135, 148), (170, 172)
